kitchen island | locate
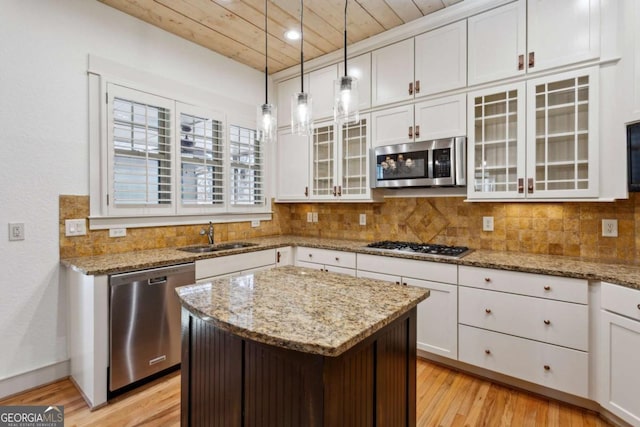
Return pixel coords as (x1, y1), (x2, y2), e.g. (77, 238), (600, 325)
(176, 266), (429, 426)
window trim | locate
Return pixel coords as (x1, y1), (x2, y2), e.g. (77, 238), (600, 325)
(88, 56), (272, 230)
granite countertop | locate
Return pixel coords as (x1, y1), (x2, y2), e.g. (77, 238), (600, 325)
(175, 266), (429, 357)
(61, 234), (640, 290)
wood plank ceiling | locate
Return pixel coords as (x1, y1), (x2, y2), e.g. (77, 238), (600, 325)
(98, 0), (463, 73)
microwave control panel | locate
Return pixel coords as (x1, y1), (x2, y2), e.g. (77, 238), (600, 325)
(433, 148), (452, 178)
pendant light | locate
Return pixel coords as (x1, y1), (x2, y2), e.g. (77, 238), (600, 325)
(334, 0), (359, 125)
(291, 0), (313, 135)
(257, 0), (276, 143)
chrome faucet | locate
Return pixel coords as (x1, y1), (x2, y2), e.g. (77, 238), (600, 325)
(200, 221), (214, 245)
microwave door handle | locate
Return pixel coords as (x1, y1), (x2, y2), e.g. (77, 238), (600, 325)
(455, 137), (466, 186)
(428, 148), (434, 181)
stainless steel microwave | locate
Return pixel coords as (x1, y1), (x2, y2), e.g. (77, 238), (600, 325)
(371, 137), (466, 188)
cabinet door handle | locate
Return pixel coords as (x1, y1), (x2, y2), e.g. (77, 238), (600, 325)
(543, 285), (551, 291)
(277, 251), (281, 263)
(544, 320), (551, 325)
(415, 80), (420, 94)
(305, 186), (309, 197)
(528, 178), (534, 194)
(529, 51), (535, 68)
(484, 277), (491, 283)
(637, 304), (640, 310)
(403, 282), (407, 286)
(544, 365), (550, 371)
(409, 82), (414, 95)
(335, 257), (339, 262)
(409, 126), (413, 138)
(395, 281), (401, 285)
(518, 178), (524, 194)
(333, 186), (337, 197)
(485, 349), (491, 355)
(518, 54), (524, 71)
(308, 253), (313, 258)
(338, 185), (342, 196)
(415, 125), (420, 138)
(485, 308), (492, 314)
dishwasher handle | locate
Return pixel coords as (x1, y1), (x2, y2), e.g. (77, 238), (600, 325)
(148, 276), (167, 286)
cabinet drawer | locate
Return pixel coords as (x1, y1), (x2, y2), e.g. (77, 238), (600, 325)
(196, 249), (275, 280)
(297, 247), (356, 269)
(459, 325), (588, 398)
(459, 266), (587, 303)
(459, 287), (588, 351)
(357, 254), (457, 284)
(601, 282), (640, 321)
(357, 270), (400, 283)
(297, 261), (355, 277)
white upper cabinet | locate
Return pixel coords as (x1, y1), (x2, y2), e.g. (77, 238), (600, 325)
(338, 53), (372, 111)
(468, 0), (600, 86)
(414, 20), (467, 96)
(468, 1), (527, 86)
(372, 21), (467, 108)
(309, 64), (338, 120)
(275, 128), (310, 201)
(371, 94), (466, 147)
(527, 0), (600, 73)
(371, 38), (414, 107)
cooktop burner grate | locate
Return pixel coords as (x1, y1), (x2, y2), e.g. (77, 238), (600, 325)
(365, 241), (472, 258)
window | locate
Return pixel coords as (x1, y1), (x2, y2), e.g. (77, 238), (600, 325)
(229, 125), (264, 207)
(100, 82), (268, 222)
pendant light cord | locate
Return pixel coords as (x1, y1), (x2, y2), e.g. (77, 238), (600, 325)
(264, 0), (268, 104)
(344, 0), (348, 77)
(300, 0), (304, 93)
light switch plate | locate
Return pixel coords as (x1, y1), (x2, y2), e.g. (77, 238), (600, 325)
(602, 219), (618, 237)
(251, 219), (260, 228)
(307, 212), (313, 223)
(8, 223), (25, 241)
(312, 212), (318, 223)
(65, 219), (87, 236)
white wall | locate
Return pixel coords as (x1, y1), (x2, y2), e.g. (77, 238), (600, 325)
(0, 0), (263, 386)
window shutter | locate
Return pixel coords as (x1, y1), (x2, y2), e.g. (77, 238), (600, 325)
(107, 84), (175, 215)
(229, 125), (264, 207)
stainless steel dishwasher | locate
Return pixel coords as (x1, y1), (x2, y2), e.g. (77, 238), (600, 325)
(109, 263), (195, 392)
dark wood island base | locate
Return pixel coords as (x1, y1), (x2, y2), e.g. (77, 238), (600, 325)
(180, 307), (417, 427)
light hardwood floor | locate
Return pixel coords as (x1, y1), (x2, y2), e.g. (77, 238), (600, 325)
(0, 359), (611, 426)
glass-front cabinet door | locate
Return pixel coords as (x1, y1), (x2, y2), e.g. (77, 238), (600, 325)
(527, 67), (599, 198)
(311, 122), (336, 199)
(340, 116), (370, 199)
(467, 83), (526, 199)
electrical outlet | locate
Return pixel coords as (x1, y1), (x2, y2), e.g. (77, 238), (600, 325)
(251, 219), (260, 228)
(312, 212), (318, 223)
(359, 213), (366, 226)
(109, 228), (127, 238)
(8, 223), (25, 241)
(65, 219), (87, 236)
(602, 219), (618, 237)
(307, 212), (313, 223)
(483, 216), (494, 232)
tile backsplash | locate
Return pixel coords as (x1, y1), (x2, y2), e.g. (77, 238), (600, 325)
(60, 194), (640, 263)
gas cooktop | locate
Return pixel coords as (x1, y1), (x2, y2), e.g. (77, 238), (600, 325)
(365, 241), (472, 259)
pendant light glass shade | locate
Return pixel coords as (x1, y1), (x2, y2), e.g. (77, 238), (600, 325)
(291, 0), (313, 136)
(334, 0), (359, 125)
(257, 103), (276, 143)
(334, 75), (359, 124)
(291, 92), (312, 136)
(257, 0), (276, 143)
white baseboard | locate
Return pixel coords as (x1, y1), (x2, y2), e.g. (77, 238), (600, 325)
(0, 360), (70, 400)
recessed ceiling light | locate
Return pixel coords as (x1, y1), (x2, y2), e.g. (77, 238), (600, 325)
(284, 29), (301, 41)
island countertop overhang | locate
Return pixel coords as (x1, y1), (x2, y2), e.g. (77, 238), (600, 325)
(176, 266), (429, 357)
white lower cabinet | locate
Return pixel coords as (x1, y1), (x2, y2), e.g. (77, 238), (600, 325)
(357, 254), (458, 359)
(458, 265), (589, 398)
(195, 249), (277, 282)
(296, 247), (357, 276)
(459, 325), (589, 397)
(599, 282), (640, 425)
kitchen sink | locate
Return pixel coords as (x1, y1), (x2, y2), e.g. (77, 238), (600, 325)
(179, 242), (257, 253)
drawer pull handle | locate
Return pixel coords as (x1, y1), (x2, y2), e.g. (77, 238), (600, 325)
(395, 281), (400, 285)
(543, 285), (551, 291)
(403, 282), (407, 286)
(485, 349), (491, 355)
(544, 320), (551, 325)
(335, 257), (339, 261)
(308, 254), (313, 258)
(485, 308), (492, 314)
(544, 365), (550, 371)
(484, 277), (491, 283)
(637, 304), (640, 310)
